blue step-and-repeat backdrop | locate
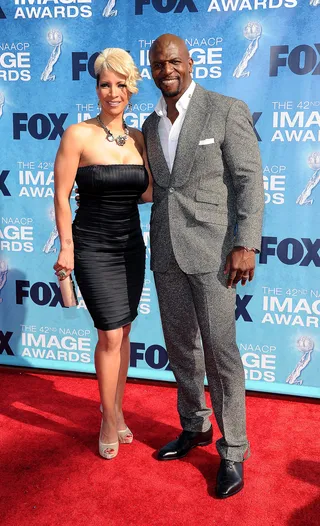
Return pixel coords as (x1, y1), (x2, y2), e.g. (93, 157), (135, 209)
(0, 0), (319, 398)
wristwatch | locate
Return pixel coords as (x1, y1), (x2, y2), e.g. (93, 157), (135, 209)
(236, 246), (259, 253)
(242, 246), (259, 253)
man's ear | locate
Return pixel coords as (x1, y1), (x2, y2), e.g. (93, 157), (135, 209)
(188, 57), (194, 73)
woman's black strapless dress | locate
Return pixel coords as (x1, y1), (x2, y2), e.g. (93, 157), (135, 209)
(72, 164), (148, 331)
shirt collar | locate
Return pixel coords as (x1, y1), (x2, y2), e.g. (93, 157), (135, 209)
(154, 80), (196, 117)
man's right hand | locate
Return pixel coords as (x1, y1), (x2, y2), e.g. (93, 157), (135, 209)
(74, 187), (80, 209)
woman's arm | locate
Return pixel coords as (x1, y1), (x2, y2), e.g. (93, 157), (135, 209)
(53, 124), (83, 278)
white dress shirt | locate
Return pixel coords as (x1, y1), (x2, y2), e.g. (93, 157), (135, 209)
(154, 80), (196, 173)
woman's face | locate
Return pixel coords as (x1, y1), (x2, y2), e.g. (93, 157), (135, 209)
(96, 69), (130, 118)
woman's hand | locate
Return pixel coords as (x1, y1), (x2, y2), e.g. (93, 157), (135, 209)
(53, 248), (74, 280)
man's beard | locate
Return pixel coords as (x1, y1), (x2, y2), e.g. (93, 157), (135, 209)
(161, 88), (180, 98)
(159, 78), (181, 98)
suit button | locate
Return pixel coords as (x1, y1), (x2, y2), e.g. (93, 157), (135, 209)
(168, 187), (174, 193)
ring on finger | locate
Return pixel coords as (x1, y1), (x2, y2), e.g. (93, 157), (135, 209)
(58, 269), (67, 279)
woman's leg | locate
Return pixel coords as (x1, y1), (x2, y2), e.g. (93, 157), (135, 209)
(115, 323), (131, 431)
(95, 327), (123, 443)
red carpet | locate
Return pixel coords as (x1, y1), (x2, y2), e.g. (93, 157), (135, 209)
(0, 369), (319, 526)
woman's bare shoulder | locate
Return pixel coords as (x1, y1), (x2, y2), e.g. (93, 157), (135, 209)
(128, 127), (144, 145)
(61, 119), (98, 144)
(67, 118), (98, 134)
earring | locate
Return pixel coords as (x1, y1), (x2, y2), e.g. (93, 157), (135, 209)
(127, 102), (133, 111)
(97, 100), (101, 114)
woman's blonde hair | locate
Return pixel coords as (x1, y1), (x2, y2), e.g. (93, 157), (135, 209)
(94, 48), (141, 94)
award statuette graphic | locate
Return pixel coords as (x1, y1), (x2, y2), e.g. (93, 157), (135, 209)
(310, 0), (320, 5)
(0, 260), (8, 303)
(41, 30), (63, 82)
(296, 152), (320, 206)
(233, 22), (262, 79)
(43, 207), (58, 253)
(0, 92), (5, 118)
(286, 337), (314, 385)
(102, 0), (117, 17)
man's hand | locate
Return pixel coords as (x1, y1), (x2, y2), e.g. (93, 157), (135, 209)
(75, 187), (80, 209)
(224, 247), (256, 289)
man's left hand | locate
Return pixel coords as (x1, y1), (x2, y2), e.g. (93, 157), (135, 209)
(224, 247), (256, 289)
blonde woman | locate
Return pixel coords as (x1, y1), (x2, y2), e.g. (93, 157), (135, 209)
(53, 48), (152, 459)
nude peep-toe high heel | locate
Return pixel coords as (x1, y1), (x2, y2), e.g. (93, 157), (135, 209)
(100, 404), (133, 444)
(117, 427), (133, 444)
(99, 419), (119, 460)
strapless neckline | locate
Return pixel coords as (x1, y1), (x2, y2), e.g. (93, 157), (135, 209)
(77, 164), (145, 170)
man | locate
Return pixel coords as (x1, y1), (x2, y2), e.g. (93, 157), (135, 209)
(142, 34), (264, 499)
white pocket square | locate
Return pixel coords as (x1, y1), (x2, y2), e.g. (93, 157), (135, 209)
(199, 138), (215, 145)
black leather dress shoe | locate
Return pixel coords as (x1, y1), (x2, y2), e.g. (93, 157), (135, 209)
(215, 459), (244, 498)
(157, 427), (213, 460)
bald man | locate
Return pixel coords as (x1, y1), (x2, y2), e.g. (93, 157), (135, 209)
(142, 34), (264, 498)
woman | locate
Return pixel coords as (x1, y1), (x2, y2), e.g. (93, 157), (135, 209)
(53, 48), (152, 460)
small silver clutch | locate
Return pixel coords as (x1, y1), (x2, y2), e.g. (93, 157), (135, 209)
(59, 274), (78, 307)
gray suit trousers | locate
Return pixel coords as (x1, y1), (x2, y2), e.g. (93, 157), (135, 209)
(154, 256), (250, 462)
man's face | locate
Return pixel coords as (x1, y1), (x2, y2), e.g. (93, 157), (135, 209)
(150, 40), (193, 100)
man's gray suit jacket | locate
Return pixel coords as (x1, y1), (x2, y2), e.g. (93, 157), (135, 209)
(142, 84), (265, 274)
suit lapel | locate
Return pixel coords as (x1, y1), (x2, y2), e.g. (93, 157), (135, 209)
(145, 112), (171, 188)
(171, 84), (211, 187)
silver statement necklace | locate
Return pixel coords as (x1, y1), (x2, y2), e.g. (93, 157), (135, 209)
(96, 115), (129, 146)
